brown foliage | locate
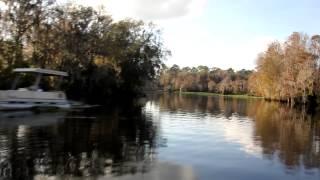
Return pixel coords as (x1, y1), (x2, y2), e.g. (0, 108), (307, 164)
(249, 32), (319, 104)
(160, 65), (251, 94)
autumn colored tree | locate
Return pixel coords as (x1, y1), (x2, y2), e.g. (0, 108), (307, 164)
(249, 32), (318, 105)
(160, 66), (252, 95)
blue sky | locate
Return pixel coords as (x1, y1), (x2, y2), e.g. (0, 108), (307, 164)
(68, 0), (320, 70)
(205, 0), (320, 37)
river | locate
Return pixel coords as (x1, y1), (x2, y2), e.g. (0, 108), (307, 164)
(0, 93), (319, 180)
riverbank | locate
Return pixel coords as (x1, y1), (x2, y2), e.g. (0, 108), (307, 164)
(178, 91), (263, 99)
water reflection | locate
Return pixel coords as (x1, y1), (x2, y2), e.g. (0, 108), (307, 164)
(158, 93), (253, 117)
(0, 94), (320, 179)
(0, 107), (158, 179)
(249, 101), (320, 170)
(155, 94), (320, 178)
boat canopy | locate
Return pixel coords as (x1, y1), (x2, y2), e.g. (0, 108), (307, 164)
(13, 68), (68, 77)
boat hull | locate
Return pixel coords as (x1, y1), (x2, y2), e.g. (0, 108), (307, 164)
(0, 102), (71, 110)
(0, 90), (71, 110)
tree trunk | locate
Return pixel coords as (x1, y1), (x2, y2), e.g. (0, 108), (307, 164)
(290, 97), (295, 107)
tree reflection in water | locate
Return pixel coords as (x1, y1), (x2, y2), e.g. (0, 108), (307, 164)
(0, 106), (158, 179)
(158, 93), (320, 171)
(249, 101), (320, 170)
(0, 94), (320, 179)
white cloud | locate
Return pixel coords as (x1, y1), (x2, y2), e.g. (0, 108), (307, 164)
(117, 0), (193, 20)
(109, 0), (207, 21)
(63, 0), (272, 70)
(223, 115), (262, 157)
(66, 0), (206, 21)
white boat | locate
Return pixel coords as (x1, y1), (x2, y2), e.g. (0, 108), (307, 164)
(0, 68), (71, 110)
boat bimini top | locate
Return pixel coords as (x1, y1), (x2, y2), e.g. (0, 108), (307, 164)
(11, 68), (68, 91)
(13, 68), (68, 77)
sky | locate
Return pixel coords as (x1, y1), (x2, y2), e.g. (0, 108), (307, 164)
(64, 0), (320, 70)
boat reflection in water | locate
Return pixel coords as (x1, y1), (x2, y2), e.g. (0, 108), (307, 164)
(0, 107), (158, 180)
(0, 105), (196, 180)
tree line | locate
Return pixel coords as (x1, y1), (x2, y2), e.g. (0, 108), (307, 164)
(0, 0), (169, 104)
(159, 65), (252, 94)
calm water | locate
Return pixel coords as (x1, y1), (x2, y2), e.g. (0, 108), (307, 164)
(0, 94), (320, 179)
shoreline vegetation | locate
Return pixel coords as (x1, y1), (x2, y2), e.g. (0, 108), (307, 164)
(0, 1), (319, 107)
(159, 32), (320, 107)
(177, 91), (263, 99)
(0, 0), (169, 105)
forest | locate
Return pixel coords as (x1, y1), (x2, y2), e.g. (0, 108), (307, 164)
(159, 65), (252, 95)
(160, 32), (320, 105)
(0, 1), (319, 106)
(0, 0), (169, 104)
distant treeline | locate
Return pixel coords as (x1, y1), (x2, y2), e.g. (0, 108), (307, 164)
(159, 65), (252, 94)
(0, 0), (169, 104)
(160, 32), (320, 105)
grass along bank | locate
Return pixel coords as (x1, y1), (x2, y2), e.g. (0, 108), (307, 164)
(178, 91), (263, 99)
